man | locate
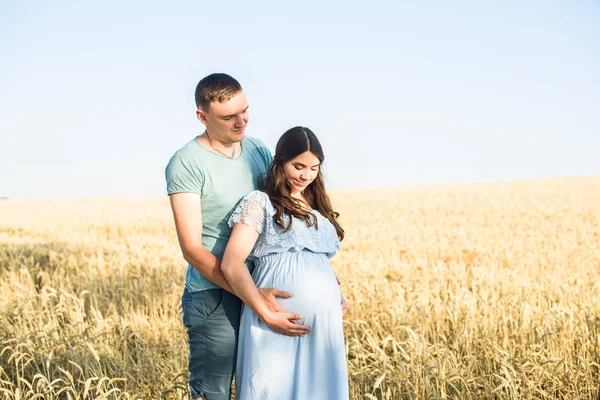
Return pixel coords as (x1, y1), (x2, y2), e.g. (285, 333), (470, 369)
(165, 73), (308, 400)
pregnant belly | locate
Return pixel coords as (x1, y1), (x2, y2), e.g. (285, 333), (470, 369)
(252, 251), (341, 326)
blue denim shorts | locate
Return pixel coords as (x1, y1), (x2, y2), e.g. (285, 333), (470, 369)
(182, 288), (242, 400)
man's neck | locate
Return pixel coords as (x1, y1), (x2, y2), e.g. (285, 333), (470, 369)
(205, 130), (234, 148)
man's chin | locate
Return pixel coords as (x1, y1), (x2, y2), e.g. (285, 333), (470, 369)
(231, 130), (246, 142)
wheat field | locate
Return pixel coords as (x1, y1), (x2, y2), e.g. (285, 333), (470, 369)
(1, 176), (599, 399)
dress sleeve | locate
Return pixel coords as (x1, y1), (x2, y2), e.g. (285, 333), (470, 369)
(228, 191), (268, 234)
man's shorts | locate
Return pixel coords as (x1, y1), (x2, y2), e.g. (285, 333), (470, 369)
(182, 288), (242, 400)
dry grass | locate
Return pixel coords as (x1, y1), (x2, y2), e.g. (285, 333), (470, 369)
(1, 177), (599, 399)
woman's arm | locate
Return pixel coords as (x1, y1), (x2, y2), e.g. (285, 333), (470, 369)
(221, 223), (310, 336)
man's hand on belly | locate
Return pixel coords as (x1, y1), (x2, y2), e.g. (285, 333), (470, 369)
(258, 288), (292, 313)
(341, 292), (349, 317)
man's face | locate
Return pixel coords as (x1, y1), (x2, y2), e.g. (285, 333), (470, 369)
(197, 91), (249, 144)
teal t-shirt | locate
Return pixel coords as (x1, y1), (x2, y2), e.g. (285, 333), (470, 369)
(165, 136), (272, 292)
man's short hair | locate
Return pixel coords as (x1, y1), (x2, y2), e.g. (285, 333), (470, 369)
(194, 73), (243, 111)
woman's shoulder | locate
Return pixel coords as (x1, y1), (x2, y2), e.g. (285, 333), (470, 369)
(243, 190), (270, 204)
(229, 191), (273, 231)
(241, 190), (276, 214)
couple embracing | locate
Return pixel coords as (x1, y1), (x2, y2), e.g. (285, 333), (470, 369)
(166, 73), (349, 400)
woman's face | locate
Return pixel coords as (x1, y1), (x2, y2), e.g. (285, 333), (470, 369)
(282, 151), (321, 194)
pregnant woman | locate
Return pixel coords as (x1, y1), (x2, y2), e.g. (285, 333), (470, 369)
(221, 126), (349, 399)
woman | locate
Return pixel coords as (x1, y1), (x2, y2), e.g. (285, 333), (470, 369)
(221, 126), (349, 399)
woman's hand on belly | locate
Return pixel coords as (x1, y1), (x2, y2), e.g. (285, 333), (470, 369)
(261, 310), (311, 336)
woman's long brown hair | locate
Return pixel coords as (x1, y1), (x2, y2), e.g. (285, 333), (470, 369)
(263, 126), (344, 241)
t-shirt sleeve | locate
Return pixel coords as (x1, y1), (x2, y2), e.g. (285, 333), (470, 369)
(249, 137), (273, 170)
(261, 145), (273, 169)
(165, 154), (204, 195)
(228, 191), (268, 234)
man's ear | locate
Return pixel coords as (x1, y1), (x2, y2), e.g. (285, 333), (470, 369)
(196, 108), (208, 124)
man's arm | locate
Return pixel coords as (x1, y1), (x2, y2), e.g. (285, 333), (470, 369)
(169, 192), (293, 311)
(169, 192), (235, 293)
(333, 270), (349, 316)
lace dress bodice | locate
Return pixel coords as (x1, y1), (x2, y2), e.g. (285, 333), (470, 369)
(228, 190), (340, 260)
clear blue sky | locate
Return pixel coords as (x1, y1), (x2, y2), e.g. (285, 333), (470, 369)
(1, 1), (598, 198)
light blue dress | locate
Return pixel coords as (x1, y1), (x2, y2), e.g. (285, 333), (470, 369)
(229, 190), (349, 400)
